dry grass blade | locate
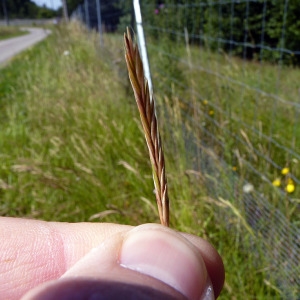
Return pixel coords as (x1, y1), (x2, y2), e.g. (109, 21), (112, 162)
(124, 28), (169, 227)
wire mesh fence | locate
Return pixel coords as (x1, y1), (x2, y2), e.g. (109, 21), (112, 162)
(71, 0), (299, 297)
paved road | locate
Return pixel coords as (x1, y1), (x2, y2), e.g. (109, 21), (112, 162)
(0, 27), (51, 66)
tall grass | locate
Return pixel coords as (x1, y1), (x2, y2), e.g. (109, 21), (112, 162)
(146, 33), (299, 298)
(0, 22), (285, 298)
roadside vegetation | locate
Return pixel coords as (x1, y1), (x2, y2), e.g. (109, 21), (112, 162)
(0, 22), (294, 298)
(0, 26), (29, 40)
(146, 35), (300, 224)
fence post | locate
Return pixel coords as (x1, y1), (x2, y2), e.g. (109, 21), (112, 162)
(2, 0), (9, 26)
(78, 5), (83, 23)
(96, 0), (103, 46)
(61, 0), (69, 22)
(84, 0), (90, 29)
(133, 0), (153, 96)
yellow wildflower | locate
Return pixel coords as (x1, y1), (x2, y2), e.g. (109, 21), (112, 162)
(232, 166), (237, 171)
(203, 99), (208, 105)
(285, 178), (295, 193)
(209, 110), (214, 116)
(272, 178), (281, 187)
(285, 182), (295, 193)
(281, 167), (289, 175)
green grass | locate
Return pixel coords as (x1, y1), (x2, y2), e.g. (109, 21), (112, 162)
(0, 26), (29, 40)
(146, 34), (300, 224)
(145, 33), (299, 298)
(0, 22), (295, 298)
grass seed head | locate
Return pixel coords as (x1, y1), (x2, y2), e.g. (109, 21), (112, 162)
(124, 28), (169, 227)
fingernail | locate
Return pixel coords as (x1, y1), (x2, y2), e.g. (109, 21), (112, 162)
(119, 224), (210, 300)
(200, 279), (215, 300)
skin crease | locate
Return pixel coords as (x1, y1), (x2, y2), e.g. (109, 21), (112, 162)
(0, 217), (224, 300)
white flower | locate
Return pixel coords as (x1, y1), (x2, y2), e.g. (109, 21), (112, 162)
(243, 183), (254, 194)
(63, 50), (70, 56)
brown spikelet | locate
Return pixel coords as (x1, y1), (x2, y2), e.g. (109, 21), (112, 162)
(124, 28), (169, 227)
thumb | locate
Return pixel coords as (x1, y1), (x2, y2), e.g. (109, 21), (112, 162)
(22, 224), (215, 300)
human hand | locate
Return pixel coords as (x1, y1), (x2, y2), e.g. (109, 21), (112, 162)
(0, 217), (224, 299)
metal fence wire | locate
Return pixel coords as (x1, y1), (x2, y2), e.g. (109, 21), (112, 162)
(72, 0), (300, 298)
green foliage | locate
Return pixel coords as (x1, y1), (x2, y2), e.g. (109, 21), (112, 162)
(141, 0), (300, 66)
(0, 0), (57, 19)
(116, 0), (133, 33)
(265, 0), (300, 65)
